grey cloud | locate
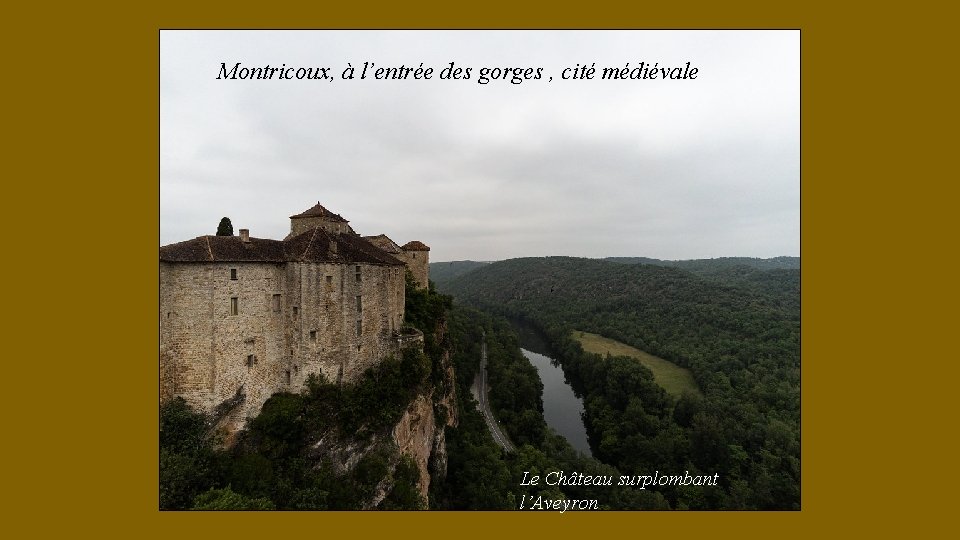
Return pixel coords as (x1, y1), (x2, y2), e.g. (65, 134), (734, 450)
(161, 30), (799, 262)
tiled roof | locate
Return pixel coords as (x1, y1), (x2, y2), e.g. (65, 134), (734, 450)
(402, 240), (430, 251)
(289, 202), (348, 222)
(160, 231), (404, 266)
(159, 236), (286, 262)
(285, 228), (404, 265)
(364, 234), (402, 254)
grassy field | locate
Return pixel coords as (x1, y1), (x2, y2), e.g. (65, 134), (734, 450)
(572, 330), (701, 398)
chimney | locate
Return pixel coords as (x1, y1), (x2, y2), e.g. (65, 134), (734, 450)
(239, 229), (250, 243)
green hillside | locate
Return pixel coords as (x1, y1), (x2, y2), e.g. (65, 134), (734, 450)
(441, 256), (800, 509)
(429, 260), (492, 288)
(572, 330), (701, 398)
(603, 255), (800, 271)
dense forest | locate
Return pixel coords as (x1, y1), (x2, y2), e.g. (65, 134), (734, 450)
(440, 257), (801, 509)
(435, 306), (674, 510)
(603, 255), (800, 271)
(430, 256), (798, 290)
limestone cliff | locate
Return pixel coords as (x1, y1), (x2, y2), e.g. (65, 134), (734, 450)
(298, 319), (457, 508)
(390, 336), (458, 502)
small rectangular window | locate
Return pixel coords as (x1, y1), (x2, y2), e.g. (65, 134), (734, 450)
(356, 320), (362, 337)
(326, 275), (333, 285)
(246, 354), (255, 368)
(356, 295), (362, 313)
(272, 294), (281, 313)
(230, 268), (237, 280)
(309, 330), (317, 341)
(355, 265), (362, 282)
(285, 370), (291, 385)
(293, 306), (299, 317)
(230, 297), (238, 316)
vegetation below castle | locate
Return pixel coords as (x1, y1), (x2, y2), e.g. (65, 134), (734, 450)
(438, 257), (800, 509)
(160, 347), (431, 510)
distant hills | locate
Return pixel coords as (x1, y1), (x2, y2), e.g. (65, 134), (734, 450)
(602, 255), (799, 271)
(434, 255), (800, 409)
(431, 256), (799, 292)
(429, 260), (493, 288)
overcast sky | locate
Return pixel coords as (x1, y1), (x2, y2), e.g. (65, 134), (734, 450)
(161, 30), (799, 262)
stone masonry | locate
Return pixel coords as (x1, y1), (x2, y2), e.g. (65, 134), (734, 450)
(160, 202), (430, 430)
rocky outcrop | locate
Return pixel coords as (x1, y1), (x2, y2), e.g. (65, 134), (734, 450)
(392, 393), (436, 497)
(390, 349), (458, 502)
(311, 431), (385, 477)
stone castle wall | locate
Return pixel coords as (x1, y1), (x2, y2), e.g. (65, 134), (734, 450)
(286, 262), (405, 387)
(160, 259), (406, 422)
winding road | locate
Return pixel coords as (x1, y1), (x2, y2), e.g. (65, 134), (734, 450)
(471, 331), (516, 452)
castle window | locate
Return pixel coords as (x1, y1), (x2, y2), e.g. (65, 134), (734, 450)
(412, 253), (416, 259)
(326, 275), (333, 285)
(230, 268), (237, 280)
(230, 297), (238, 316)
(356, 295), (362, 313)
(272, 294), (281, 313)
(309, 330), (317, 341)
(356, 320), (362, 336)
(246, 354), (255, 368)
(355, 265), (362, 282)
(293, 306), (299, 317)
(285, 370), (291, 385)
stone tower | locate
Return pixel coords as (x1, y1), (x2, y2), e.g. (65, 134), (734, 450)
(364, 235), (431, 290)
(287, 202), (354, 237)
(400, 241), (430, 289)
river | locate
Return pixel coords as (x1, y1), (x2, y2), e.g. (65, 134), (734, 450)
(512, 322), (593, 457)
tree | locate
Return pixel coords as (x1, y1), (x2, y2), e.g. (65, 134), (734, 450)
(192, 486), (275, 510)
(216, 217), (233, 236)
(159, 398), (218, 509)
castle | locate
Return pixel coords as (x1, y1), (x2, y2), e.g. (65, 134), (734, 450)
(159, 202), (430, 429)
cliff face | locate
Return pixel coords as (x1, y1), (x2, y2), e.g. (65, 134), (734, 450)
(301, 319), (458, 508)
(392, 393), (436, 498)
(391, 326), (458, 502)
